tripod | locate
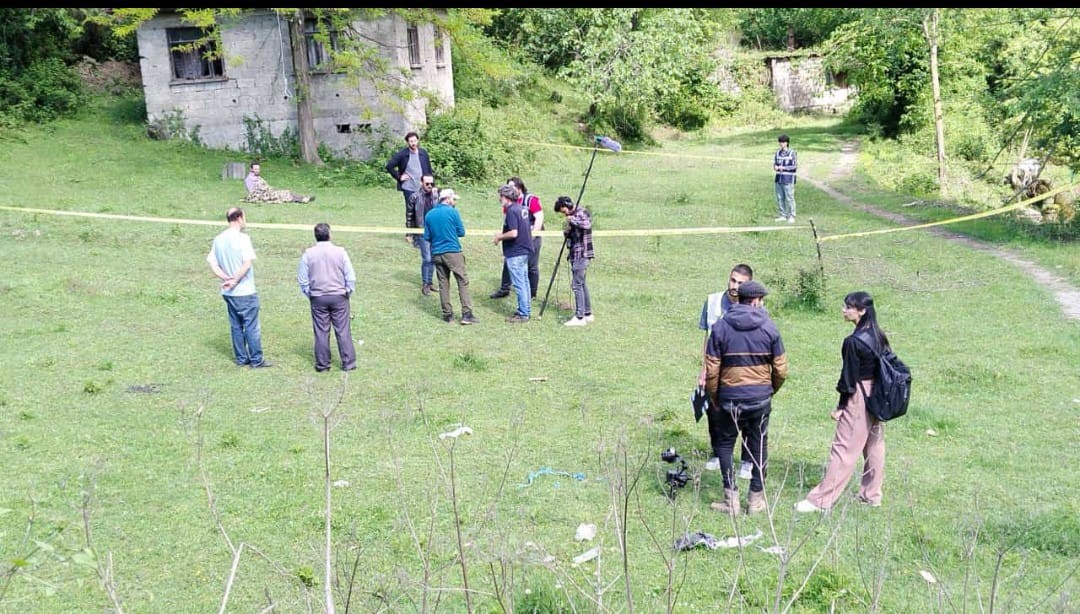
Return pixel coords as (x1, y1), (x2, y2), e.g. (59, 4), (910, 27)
(538, 136), (617, 318)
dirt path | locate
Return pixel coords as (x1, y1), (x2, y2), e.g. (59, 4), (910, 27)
(805, 141), (1080, 321)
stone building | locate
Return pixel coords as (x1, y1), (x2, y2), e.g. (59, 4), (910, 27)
(135, 9), (453, 160)
(767, 54), (854, 114)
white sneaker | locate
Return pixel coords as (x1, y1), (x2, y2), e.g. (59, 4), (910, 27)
(773, 216), (788, 222)
(584, 313), (595, 322)
(704, 457), (721, 471)
(794, 499), (824, 513)
(564, 316), (588, 327)
(787, 216), (795, 223)
(737, 461), (753, 480)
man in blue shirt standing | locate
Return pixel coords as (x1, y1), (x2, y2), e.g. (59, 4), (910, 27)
(424, 188), (478, 325)
(206, 207), (271, 368)
(492, 184), (533, 323)
(297, 223), (357, 372)
(773, 134), (797, 223)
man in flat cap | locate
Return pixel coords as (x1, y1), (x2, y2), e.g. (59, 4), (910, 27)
(702, 279), (788, 516)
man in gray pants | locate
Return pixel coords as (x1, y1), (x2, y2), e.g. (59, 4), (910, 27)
(297, 223), (358, 372)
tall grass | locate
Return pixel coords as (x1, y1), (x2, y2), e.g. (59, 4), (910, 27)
(0, 97), (1077, 612)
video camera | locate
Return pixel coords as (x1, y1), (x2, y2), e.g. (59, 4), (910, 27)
(660, 447), (690, 496)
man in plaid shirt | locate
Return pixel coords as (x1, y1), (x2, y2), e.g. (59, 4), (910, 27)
(554, 196), (595, 326)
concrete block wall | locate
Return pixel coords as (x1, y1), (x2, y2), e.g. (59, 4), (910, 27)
(769, 56), (854, 114)
(136, 9), (454, 159)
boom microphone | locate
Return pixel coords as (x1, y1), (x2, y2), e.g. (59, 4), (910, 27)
(596, 135), (622, 153)
(540, 134), (621, 318)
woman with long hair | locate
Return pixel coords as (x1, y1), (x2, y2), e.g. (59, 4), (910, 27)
(795, 291), (889, 512)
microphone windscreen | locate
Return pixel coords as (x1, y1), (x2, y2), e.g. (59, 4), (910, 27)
(599, 136), (622, 153)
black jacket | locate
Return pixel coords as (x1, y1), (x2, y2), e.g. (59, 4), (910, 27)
(385, 146), (434, 191)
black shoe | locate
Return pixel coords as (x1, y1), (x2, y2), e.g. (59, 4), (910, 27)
(343, 365), (357, 372)
(460, 314), (479, 325)
(251, 361), (274, 369)
(505, 314), (530, 323)
(422, 283), (433, 296)
(315, 367), (330, 373)
(443, 314), (454, 323)
(489, 290), (510, 299)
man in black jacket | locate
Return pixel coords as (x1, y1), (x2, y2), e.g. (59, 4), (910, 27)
(385, 131), (434, 211)
(703, 280), (787, 516)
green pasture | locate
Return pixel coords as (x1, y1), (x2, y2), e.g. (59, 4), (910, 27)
(0, 101), (1077, 613)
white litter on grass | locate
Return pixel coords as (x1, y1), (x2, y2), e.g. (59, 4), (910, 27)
(919, 570), (937, 584)
(250, 406), (269, 413)
(926, 428), (938, 437)
(572, 546), (600, 566)
(574, 523), (597, 542)
(716, 529), (763, 549)
(760, 545), (785, 556)
(439, 425), (473, 439)
(354, 339), (365, 346)
(333, 480), (349, 488)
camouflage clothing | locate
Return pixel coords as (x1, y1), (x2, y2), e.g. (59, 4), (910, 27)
(243, 174), (311, 204)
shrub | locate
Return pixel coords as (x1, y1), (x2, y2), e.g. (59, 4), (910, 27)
(0, 58), (85, 124)
(242, 114), (300, 161)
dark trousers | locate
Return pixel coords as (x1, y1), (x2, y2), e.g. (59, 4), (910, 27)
(310, 294), (356, 371)
(499, 236), (542, 298)
(433, 252), (473, 318)
(709, 397), (771, 492)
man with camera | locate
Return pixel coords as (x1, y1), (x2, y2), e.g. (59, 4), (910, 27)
(702, 280), (787, 515)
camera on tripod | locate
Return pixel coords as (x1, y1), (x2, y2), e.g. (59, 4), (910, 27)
(660, 447), (690, 492)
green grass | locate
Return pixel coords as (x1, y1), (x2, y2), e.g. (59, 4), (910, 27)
(0, 98), (1077, 612)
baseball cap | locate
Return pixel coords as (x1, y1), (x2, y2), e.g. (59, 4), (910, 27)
(737, 280), (769, 299)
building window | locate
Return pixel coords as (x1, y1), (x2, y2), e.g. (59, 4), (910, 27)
(433, 27), (445, 66)
(407, 26), (421, 67)
(167, 27), (224, 81)
(305, 18), (341, 71)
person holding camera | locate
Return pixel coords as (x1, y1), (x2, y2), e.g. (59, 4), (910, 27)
(702, 280), (787, 515)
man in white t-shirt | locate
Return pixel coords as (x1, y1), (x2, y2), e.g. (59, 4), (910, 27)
(206, 207), (272, 368)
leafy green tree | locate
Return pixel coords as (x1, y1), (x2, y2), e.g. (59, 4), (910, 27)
(736, 8), (860, 50)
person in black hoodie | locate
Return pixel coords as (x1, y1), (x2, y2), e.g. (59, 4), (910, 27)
(795, 290), (888, 513)
(702, 280), (788, 516)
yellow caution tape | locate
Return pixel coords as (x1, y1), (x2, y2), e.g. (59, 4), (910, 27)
(817, 183), (1077, 242)
(1, 181), (1073, 240)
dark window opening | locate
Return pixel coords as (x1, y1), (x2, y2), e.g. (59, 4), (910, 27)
(337, 122), (372, 134)
(434, 27), (445, 66)
(407, 26), (421, 67)
(305, 18), (342, 70)
(826, 71), (848, 89)
(167, 27), (224, 81)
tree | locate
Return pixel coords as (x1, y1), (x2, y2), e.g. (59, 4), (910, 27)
(924, 8), (947, 191)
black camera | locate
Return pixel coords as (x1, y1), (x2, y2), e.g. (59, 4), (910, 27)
(660, 447), (690, 496)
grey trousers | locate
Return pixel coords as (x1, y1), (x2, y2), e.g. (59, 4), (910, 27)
(310, 294), (356, 371)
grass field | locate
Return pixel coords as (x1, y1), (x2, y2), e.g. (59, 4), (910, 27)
(0, 97), (1077, 613)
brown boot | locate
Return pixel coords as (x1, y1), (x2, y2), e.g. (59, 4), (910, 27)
(710, 488), (740, 515)
(747, 489), (767, 515)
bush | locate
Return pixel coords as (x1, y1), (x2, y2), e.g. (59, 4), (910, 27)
(0, 58), (85, 124)
(242, 114), (300, 161)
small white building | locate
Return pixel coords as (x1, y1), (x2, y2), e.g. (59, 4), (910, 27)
(135, 9), (454, 159)
(767, 54), (854, 114)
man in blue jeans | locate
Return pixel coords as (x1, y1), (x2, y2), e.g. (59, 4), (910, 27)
(773, 134), (798, 223)
(206, 207), (272, 368)
(406, 174), (439, 295)
(492, 184), (532, 323)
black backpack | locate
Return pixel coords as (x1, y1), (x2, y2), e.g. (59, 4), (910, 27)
(854, 331), (912, 421)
